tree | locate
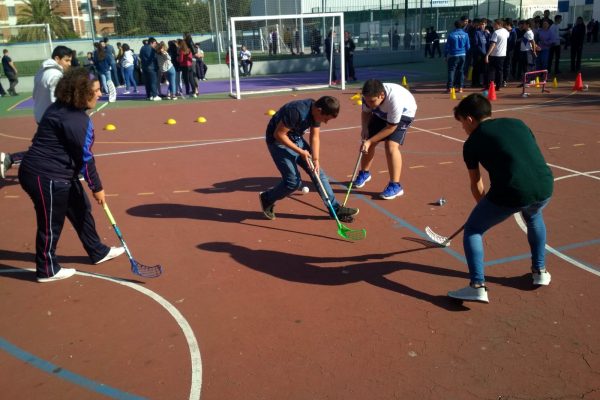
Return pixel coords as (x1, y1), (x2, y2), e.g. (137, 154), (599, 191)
(17, 0), (77, 40)
(115, 0), (149, 36)
(115, 0), (211, 35)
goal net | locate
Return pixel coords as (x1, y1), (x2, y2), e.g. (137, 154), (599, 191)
(228, 12), (345, 99)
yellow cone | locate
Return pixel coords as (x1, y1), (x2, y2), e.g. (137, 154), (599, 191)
(104, 123), (116, 131)
(166, 118), (176, 125)
(450, 87), (457, 100)
(266, 109), (276, 116)
(350, 93), (360, 100)
(401, 76), (408, 87)
(535, 76), (540, 88)
(552, 77), (558, 88)
(196, 116), (207, 123)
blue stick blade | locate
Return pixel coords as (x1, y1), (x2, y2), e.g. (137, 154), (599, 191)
(130, 260), (163, 278)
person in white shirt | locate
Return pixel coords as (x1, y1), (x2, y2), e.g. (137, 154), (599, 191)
(239, 45), (253, 76)
(485, 19), (510, 90)
(518, 19), (537, 86)
(353, 79), (418, 200)
(120, 43), (138, 94)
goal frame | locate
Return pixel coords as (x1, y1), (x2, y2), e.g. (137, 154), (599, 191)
(7, 23), (53, 58)
(228, 12), (345, 99)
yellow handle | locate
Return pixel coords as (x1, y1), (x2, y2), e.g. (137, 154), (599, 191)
(103, 203), (116, 225)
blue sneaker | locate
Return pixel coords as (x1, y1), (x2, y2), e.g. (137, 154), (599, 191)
(354, 170), (371, 188)
(380, 182), (404, 200)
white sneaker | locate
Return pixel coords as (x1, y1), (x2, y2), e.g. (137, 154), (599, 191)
(152, 96), (162, 101)
(1, 152), (10, 179)
(532, 269), (551, 285)
(123, 90), (130, 94)
(448, 285), (489, 303)
(37, 268), (76, 283)
(95, 246), (125, 265)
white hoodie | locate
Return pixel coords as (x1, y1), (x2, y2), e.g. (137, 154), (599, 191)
(32, 58), (65, 124)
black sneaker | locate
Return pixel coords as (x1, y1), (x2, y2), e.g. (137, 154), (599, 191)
(338, 214), (355, 223)
(336, 205), (359, 219)
(259, 191), (275, 220)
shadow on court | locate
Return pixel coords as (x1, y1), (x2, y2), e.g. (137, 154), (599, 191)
(199, 241), (541, 310)
(194, 176), (346, 195)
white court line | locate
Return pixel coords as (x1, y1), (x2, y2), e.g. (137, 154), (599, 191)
(407, 99), (600, 277)
(513, 214), (600, 277)
(93, 95), (599, 158)
(0, 268), (202, 400)
(548, 166), (600, 181)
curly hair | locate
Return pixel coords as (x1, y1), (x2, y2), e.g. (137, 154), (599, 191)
(54, 67), (98, 110)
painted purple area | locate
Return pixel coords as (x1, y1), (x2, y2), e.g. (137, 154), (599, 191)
(14, 67), (425, 110)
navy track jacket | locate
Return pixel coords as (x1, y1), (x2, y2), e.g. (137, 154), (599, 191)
(21, 102), (103, 192)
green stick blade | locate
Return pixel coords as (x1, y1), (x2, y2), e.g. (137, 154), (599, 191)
(338, 225), (367, 241)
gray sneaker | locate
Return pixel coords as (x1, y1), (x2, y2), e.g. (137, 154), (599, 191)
(1, 152), (13, 179)
(259, 191), (275, 220)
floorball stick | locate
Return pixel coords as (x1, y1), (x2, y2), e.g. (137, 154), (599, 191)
(103, 203), (163, 278)
(308, 158), (366, 241)
(89, 101), (108, 118)
(342, 150), (363, 207)
(425, 225), (465, 247)
(106, 80), (117, 103)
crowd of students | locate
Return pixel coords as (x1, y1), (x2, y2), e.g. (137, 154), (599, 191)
(84, 33), (208, 101)
(444, 11), (593, 93)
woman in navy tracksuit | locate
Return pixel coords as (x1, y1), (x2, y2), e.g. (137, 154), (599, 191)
(19, 67), (124, 282)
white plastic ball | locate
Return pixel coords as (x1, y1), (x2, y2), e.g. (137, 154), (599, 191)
(301, 186), (310, 194)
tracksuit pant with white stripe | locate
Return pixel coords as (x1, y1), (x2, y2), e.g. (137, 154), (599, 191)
(19, 170), (110, 279)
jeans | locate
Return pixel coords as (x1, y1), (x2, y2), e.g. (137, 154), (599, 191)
(264, 137), (340, 214)
(464, 196), (551, 284)
(5, 71), (18, 93)
(123, 66), (138, 92)
(446, 55), (465, 89)
(142, 68), (158, 98)
(548, 45), (561, 73)
(181, 66), (197, 94)
(109, 59), (121, 85)
(537, 48), (550, 70)
(570, 45), (583, 71)
(97, 71), (112, 94)
(487, 56), (505, 89)
(164, 66), (176, 96)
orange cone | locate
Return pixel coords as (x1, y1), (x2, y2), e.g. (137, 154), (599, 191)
(572, 72), (584, 91)
(487, 82), (497, 101)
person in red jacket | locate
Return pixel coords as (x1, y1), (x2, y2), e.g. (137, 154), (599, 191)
(177, 39), (198, 98)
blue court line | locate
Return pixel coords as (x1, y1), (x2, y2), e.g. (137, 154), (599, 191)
(0, 337), (147, 400)
(336, 184), (599, 271)
(483, 239), (600, 271)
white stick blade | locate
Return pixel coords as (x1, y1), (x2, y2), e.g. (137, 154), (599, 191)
(107, 80), (117, 103)
(425, 226), (451, 246)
